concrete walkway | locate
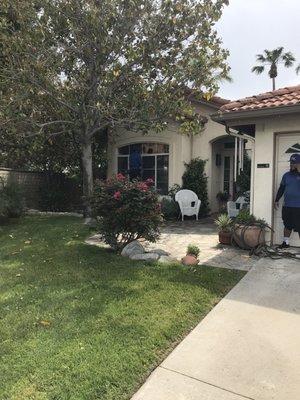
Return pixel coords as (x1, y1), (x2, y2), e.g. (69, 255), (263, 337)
(132, 258), (300, 400)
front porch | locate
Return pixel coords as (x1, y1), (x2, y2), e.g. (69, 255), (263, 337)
(210, 135), (251, 213)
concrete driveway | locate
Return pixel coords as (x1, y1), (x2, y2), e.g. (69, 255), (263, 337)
(132, 258), (300, 400)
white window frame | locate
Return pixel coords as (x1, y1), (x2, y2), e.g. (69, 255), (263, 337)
(117, 143), (169, 193)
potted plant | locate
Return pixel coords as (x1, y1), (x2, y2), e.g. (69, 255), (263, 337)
(215, 214), (233, 245)
(181, 244), (200, 266)
(233, 209), (267, 249)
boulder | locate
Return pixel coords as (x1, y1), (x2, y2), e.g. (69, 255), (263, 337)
(158, 255), (178, 264)
(121, 241), (145, 257)
(151, 248), (170, 256)
(130, 253), (160, 261)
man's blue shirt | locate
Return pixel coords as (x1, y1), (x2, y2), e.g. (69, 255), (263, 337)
(278, 171), (300, 208)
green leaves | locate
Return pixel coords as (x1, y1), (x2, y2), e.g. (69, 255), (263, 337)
(1, 0), (230, 206)
(2, 0), (230, 139)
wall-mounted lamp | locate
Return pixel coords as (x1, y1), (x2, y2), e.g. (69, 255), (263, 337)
(216, 154), (221, 166)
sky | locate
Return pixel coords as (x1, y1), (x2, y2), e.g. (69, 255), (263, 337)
(216, 0), (300, 100)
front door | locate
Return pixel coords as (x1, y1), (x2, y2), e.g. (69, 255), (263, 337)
(274, 133), (300, 246)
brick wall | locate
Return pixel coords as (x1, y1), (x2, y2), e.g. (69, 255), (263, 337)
(0, 168), (45, 209)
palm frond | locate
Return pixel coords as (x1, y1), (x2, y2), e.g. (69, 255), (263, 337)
(296, 64), (300, 75)
(256, 53), (266, 63)
(274, 46), (284, 57)
(267, 47), (283, 63)
(251, 65), (264, 74)
(282, 51), (296, 67)
(264, 49), (273, 62)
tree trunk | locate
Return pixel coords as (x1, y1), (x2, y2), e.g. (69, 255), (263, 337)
(81, 137), (93, 221)
(272, 77), (276, 91)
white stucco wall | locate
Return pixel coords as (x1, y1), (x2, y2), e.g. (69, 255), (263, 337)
(251, 114), (300, 235)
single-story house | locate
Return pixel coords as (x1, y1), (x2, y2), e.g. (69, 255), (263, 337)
(212, 85), (300, 246)
(107, 84), (300, 246)
(107, 93), (242, 214)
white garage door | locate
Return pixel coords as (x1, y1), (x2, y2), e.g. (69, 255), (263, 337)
(274, 133), (300, 246)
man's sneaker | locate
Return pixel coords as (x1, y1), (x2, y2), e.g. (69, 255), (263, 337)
(278, 241), (290, 249)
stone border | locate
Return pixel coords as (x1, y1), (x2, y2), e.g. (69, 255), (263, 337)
(26, 209), (83, 218)
(121, 240), (178, 264)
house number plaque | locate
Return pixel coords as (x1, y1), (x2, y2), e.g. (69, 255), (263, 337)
(257, 163), (270, 168)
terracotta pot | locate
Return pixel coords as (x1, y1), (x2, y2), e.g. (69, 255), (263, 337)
(233, 224), (265, 249)
(218, 231), (232, 245)
(181, 254), (199, 266)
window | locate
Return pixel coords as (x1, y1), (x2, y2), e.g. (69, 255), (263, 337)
(117, 143), (169, 194)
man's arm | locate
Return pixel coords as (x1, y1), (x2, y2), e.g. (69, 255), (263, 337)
(275, 184), (285, 202)
(274, 175), (286, 208)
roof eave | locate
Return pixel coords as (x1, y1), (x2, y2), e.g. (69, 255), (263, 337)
(211, 104), (300, 124)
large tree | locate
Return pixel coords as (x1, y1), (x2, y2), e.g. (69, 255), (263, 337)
(1, 0), (230, 217)
(251, 47), (296, 91)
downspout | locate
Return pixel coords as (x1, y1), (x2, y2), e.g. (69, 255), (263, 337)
(225, 125), (256, 214)
(234, 137), (238, 182)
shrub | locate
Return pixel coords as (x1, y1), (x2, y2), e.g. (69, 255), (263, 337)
(160, 197), (179, 220)
(0, 178), (24, 220)
(91, 174), (162, 251)
(235, 209), (267, 226)
(39, 174), (82, 212)
(186, 244), (200, 258)
(235, 209), (256, 224)
(168, 184), (181, 200)
(182, 158), (209, 216)
(216, 191), (230, 203)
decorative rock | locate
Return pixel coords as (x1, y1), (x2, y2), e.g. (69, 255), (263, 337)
(158, 255), (179, 264)
(151, 249), (170, 256)
(130, 253), (160, 261)
(121, 241), (145, 258)
(181, 255), (199, 266)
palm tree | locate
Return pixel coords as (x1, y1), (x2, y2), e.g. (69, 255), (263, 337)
(296, 64), (300, 75)
(251, 47), (296, 91)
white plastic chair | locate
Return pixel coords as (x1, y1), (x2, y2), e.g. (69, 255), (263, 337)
(175, 190), (201, 221)
(227, 196), (247, 218)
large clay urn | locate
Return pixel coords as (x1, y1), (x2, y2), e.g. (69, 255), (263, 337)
(233, 224), (265, 249)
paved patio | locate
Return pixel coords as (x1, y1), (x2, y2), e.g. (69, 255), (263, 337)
(143, 219), (259, 271)
(86, 218), (259, 271)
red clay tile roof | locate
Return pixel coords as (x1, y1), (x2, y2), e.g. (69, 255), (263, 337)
(183, 87), (230, 108)
(209, 95), (230, 107)
(220, 85), (300, 113)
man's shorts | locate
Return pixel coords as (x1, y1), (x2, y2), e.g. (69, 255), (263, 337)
(282, 206), (300, 232)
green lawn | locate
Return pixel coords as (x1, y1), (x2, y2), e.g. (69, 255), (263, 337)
(0, 216), (245, 400)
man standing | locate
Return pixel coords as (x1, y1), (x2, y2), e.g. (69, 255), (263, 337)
(275, 153), (300, 248)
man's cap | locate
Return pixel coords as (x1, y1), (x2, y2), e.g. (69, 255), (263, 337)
(289, 153), (300, 164)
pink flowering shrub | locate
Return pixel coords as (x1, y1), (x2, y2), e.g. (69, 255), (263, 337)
(91, 174), (162, 251)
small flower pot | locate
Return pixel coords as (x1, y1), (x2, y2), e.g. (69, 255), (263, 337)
(181, 254), (199, 266)
(218, 231), (232, 245)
